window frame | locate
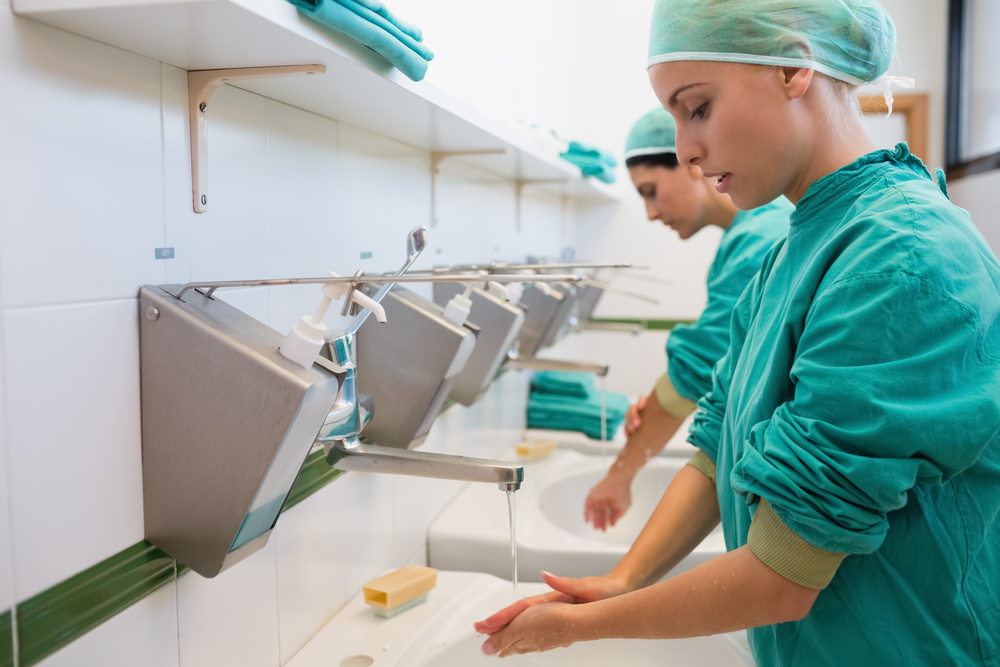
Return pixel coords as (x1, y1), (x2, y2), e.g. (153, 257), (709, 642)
(946, 0), (1000, 180)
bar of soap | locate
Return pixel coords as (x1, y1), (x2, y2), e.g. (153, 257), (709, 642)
(516, 439), (558, 459)
(363, 565), (438, 618)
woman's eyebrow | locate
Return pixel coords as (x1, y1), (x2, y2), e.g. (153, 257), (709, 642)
(668, 82), (707, 107)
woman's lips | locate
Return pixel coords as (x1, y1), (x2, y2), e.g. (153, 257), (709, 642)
(715, 173), (732, 194)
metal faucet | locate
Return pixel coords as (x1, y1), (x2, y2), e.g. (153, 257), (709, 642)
(317, 227), (528, 491)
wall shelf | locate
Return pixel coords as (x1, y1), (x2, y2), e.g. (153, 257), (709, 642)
(13, 0), (619, 204)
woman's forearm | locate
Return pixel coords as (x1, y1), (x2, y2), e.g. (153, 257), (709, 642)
(580, 546), (820, 641)
(611, 392), (686, 481)
(611, 465), (721, 588)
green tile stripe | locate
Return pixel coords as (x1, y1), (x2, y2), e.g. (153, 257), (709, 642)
(17, 541), (176, 666)
(0, 610), (12, 667)
(9, 367), (522, 664)
(588, 317), (694, 330)
(283, 448), (346, 511)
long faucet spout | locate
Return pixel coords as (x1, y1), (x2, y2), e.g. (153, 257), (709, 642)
(326, 438), (523, 491)
(505, 352), (609, 377)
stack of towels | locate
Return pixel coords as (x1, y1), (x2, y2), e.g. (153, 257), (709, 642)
(287, 0), (434, 81)
(527, 371), (629, 440)
(559, 141), (618, 184)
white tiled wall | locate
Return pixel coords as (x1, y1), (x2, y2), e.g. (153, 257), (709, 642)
(0, 3), (584, 666)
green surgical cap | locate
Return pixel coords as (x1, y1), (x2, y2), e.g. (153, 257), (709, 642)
(624, 107), (676, 160)
(647, 0), (897, 85)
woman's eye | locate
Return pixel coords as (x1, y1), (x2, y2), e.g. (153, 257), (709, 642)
(691, 103), (707, 120)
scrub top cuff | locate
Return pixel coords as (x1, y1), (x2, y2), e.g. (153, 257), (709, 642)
(654, 373), (698, 418)
(748, 499), (847, 590)
(686, 450), (716, 485)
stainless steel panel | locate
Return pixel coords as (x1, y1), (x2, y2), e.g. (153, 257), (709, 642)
(575, 284), (604, 323)
(356, 286), (472, 449)
(516, 285), (563, 358)
(433, 283), (524, 406)
(139, 285), (341, 577)
(539, 283), (579, 348)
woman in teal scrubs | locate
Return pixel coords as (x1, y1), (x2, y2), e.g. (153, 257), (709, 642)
(477, 1), (1000, 664)
(585, 107), (792, 531)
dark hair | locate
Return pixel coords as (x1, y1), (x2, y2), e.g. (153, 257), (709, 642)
(625, 152), (679, 170)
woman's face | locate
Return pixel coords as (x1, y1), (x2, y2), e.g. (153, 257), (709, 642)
(648, 61), (807, 210)
(628, 163), (709, 240)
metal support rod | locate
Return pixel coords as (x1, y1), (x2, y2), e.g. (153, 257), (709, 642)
(506, 355), (609, 377)
(408, 262), (637, 275)
(189, 65), (325, 214)
(430, 150), (506, 227)
(171, 272), (582, 300)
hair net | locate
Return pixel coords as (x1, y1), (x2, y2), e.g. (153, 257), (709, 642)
(625, 107), (677, 160)
(647, 0), (897, 86)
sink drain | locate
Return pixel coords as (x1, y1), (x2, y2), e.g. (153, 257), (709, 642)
(339, 656), (374, 667)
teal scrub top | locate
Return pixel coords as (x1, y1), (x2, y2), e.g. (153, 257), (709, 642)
(666, 198), (793, 402)
(689, 145), (1000, 667)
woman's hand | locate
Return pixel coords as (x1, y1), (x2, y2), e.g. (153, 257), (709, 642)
(475, 571), (632, 656)
(624, 395), (648, 436)
(481, 600), (581, 657)
(584, 475), (632, 530)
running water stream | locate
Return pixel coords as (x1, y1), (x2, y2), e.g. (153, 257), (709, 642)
(506, 489), (518, 604)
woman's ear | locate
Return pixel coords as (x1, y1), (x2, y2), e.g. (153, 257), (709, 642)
(781, 67), (814, 101)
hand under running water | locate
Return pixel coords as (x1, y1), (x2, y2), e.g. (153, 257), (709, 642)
(475, 571), (631, 657)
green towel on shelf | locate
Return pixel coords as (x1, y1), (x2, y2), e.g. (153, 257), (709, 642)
(559, 141), (618, 184)
(527, 382), (630, 440)
(286, 0), (434, 81)
(530, 371), (593, 398)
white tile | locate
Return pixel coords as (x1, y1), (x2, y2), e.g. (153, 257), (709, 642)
(274, 481), (346, 665)
(0, 11), (165, 308)
(162, 66), (269, 285)
(36, 582), (179, 667)
(264, 100), (342, 279)
(177, 538), (280, 667)
(335, 125), (432, 277)
(215, 286), (271, 328)
(336, 472), (395, 600)
(5, 300), (144, 601)
(391, 472), (464, 566)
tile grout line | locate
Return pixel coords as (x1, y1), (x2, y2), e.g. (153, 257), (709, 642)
(158, 62), (170, 286)
(0, 312), (20, 667)
(2, 297), (140, 315)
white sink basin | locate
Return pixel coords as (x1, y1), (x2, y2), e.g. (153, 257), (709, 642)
(429, 450), (727, 582)
(523, 412), (698, 458)
(286, 572), (754, 667)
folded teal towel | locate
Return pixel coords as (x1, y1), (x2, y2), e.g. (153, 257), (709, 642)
(287, 0), (434, 81)
(563, 141), (618, 168)
(560, 142), (617, 183)
(527, 383), (630, 440)
(531, 371), (592, 398)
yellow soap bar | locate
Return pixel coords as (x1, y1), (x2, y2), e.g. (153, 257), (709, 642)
(516, 439), (558, 459)
(363, 565), (438, 611)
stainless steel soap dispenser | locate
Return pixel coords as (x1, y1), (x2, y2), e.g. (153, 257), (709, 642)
(433, 282), (524, 406)
(515, 282), (566, 358)
(139, 284), (344, 578)
(355, 285), (476, 449)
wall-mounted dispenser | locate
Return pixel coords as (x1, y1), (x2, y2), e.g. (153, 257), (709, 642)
(515, 282), (566, 358)
(139, 226), (587, 578)
(538, 282), (579, 349)
(355, 285), (477, 449)
(433, 281), (525, 406)
(139, 285), (346, 578)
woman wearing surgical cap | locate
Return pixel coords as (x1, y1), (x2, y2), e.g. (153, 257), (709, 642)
(478, 1), (1000, 665)
(584, 107), (792, 531)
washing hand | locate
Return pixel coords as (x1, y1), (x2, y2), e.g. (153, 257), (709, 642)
(624, 395), (648, 437)
(584, 474), (631, 530)
(475, 571), (631, 657)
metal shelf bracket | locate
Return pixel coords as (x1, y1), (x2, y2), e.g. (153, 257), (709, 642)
(189, 64), (326, 213)
(430, 150), (506, 227)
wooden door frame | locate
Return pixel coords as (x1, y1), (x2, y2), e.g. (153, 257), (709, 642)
(858, 93), (929, 164)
